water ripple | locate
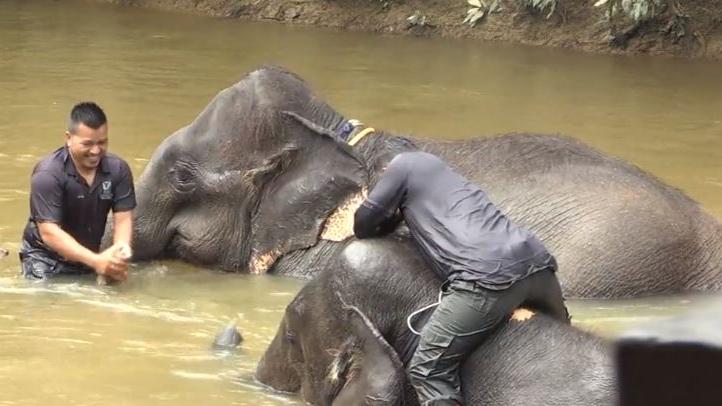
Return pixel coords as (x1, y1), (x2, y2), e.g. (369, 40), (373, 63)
(75, 299), (207, 323)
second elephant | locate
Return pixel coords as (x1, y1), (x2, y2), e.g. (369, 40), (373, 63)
(256, 236), (615, 405)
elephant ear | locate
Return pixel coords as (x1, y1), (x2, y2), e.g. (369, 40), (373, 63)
(325, 297), (407, 406)
(247, 113), (368, 274)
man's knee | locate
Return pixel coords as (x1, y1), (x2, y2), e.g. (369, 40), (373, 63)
(21, 258), (52, 279)
(424, 399), (463, 406)
(408, 353), (432, 383)
(19, 252), (58, 280)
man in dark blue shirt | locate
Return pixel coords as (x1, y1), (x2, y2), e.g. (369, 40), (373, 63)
(20, 102), (135, 282)
(354, 151), (569, 406)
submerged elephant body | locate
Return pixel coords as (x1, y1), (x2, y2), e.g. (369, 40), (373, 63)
(256, 237), (615, 405)
(130, 65), (722, 298)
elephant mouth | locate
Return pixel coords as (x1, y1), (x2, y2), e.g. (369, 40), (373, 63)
(254, 374), (301, 395)
(250, 190), (367, 275)
(166, 229), (191, 259)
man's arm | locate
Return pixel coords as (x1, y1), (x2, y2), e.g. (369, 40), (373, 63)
(354, 205), (402, 239)
(353, 155), (407, 239)
(112, 210), (133, 254)
(37, 222), (100, 266)
(37, 222), (127, 280)
(109, 160), (136, 260)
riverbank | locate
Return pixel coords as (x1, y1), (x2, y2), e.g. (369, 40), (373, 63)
(99, 0), (722, 59)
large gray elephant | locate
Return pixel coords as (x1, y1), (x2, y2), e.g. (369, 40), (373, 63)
(130, 65), (722, 298)
(256, 235), (615, 405)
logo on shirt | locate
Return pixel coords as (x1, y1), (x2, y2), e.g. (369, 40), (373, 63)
(100, 180), (113, 200)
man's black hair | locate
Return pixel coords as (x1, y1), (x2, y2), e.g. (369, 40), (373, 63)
(68, 102), (107, 133)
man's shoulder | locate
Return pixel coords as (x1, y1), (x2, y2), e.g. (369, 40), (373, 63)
(32, 147), (66, 177)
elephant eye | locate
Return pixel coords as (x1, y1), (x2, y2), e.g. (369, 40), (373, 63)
(168, 163), (197, 193)
(285, 330), (297, 344)
(285, 329), (304, 361)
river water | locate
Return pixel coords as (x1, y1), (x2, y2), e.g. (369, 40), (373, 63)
(0, 0), (720, 404)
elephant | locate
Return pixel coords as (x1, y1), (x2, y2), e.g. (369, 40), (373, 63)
(129, 64), (722, 298)
(255, 235), (616, 405)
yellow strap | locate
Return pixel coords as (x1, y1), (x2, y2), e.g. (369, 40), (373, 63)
(347, 127), (375, 147)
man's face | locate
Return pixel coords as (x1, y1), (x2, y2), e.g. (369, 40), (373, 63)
(65, 123), (108, 172)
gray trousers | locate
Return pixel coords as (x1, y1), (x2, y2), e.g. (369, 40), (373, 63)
(408, 269), (569, 406)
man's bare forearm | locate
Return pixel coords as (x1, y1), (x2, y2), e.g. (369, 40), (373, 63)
(37, 222), (98, 268)
(112, 210), (133, 247)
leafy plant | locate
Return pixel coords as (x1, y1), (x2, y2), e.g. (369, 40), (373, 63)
(519, 0), (558, 19)
(406, 10), (429, 27)
(464, 0), (502, 27)
(464, 0), (486, 27)
(594, 0), (666, 23)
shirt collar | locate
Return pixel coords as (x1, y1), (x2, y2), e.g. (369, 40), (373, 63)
(61, 146), (77, 177)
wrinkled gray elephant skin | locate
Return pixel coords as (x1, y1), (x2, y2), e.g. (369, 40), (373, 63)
(256, 237), (616, 405)
(130, 65), (722, 298)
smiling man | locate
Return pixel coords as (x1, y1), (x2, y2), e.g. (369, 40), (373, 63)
(19, 102), (135, 282)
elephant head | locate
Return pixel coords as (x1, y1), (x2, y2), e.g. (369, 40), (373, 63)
(256, 288), (410, 405)
(131, 66), (368, 272)
(324, 297), (409, 405)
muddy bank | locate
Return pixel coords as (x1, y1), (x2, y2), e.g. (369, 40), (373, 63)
(101, 0), (722, 59)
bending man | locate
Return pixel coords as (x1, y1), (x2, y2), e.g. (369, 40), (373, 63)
(353, 151), (569, 406)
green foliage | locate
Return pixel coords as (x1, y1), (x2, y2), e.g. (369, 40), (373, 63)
(594, 0), (666, 23)
(464, 0), (502, 27)
(461, 0), (558, 27)
(407, 10), (429, 27)
(519, 0), (558, 19)
(464, 0), (486, 27)
(459, 0), (668, 29)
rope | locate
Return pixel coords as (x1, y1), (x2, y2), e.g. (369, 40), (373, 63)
(406, 289), (444, 335)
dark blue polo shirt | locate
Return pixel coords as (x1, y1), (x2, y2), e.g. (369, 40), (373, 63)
(22, 146), (136, 256)
(358, 151), (556, 289)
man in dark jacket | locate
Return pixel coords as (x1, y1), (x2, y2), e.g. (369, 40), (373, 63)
(19, 102), (135, 282)
(354, 151), (569, 406)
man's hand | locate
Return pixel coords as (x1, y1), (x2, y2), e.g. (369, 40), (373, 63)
(115, 242), (132, 261)
(93, 244), (130, 282)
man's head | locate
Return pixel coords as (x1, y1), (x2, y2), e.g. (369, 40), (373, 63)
(65, 102), (108, 172)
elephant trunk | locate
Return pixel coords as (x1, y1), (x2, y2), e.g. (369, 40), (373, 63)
(690, 215), (722, 292)
(129, 176), (175, 261)
(255, 328), (301, 393)
(710, 220), (722, 289)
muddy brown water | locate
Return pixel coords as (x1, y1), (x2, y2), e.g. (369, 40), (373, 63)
(1, 0), (721, 404)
